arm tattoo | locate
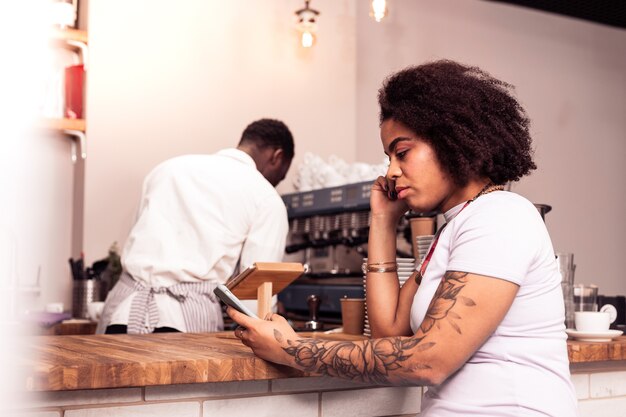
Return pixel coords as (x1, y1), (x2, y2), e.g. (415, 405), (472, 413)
(277, 334), (434, 385)
(420, 271), (476, 335)
(273, 271), (474, 383)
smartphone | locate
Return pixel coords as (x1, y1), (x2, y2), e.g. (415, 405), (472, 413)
(388, 180), (397, 200)
(214, 284), (259, 318)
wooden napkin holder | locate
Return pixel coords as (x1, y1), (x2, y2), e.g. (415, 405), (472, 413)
(226, 262), (304, 318)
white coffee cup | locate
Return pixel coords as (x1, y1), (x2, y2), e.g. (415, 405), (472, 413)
(574, 311), (611, 332)
(87, 301), (105, 322)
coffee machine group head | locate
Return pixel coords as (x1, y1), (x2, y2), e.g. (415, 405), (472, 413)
(282, 181), (412, 276)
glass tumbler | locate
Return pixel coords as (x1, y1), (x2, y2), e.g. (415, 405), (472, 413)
(574, 284), (598, 312)
(556, 253), (575, 328)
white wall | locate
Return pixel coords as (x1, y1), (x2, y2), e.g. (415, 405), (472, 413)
(84, 0), (357, 264)
(1, 4), (79, 314)
(355, 0), (626, 295)
(80, 0), (625, 298)
(8, 131), (76, 312)
(1, 0), (623, 315)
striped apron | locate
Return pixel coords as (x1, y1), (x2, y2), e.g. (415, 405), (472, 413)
(96, 272), (224, 334)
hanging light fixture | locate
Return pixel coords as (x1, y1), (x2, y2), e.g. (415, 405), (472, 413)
(370, 0), (388, 23)
(295, 0), (320, 48)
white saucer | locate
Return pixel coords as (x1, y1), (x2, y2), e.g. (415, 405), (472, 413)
(565, 329), (623, 342)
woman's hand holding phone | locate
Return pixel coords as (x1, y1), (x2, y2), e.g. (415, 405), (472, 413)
(227, 306), (300, 366)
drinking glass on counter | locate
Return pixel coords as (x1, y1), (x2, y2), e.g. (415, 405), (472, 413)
(556, 253), (575, 328)
(574, 284), (598, 312)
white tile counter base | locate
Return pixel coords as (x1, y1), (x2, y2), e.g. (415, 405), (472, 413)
(571, 370), (626, 417)
(13, 377), (422, 417)
(14, 370), (626, 417)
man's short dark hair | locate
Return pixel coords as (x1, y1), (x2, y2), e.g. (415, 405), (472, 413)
(239, 119), (295, 160)
(378, 60), (536, 186)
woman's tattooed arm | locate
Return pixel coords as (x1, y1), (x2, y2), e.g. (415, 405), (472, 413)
(275, 271), (477, 385)
(420, 271), (476, 335)
(275, 331), (434, 385)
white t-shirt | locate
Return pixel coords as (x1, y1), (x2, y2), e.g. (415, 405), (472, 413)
(110, 149), (288, 330)
(411, 191), (578, 417)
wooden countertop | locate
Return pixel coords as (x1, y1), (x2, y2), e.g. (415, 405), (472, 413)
(24, 332), (362, 392)
(22, 333), (626, 392)
(568, 335), (626, 363)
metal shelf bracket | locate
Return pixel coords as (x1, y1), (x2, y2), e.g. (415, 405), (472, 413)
(64, 129), (86, 163)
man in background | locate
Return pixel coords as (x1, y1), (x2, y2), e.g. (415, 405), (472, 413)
(97, 118), (294, 334)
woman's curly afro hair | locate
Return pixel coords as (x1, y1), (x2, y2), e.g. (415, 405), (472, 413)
(378, 60), (536, 186)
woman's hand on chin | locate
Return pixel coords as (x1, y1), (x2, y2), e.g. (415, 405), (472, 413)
(227, 306), (301, 366)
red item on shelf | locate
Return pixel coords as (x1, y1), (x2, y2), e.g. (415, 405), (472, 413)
(64, 64), (84, 119)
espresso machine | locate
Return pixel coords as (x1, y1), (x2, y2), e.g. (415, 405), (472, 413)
(278, 181), (412, 327)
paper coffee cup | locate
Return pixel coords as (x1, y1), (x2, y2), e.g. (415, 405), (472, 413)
(340, 298), (365, 335)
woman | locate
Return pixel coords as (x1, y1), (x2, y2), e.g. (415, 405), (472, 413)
(228, 60), (578, 416)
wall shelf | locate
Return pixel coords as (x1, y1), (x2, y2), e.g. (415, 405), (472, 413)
(43, 26), (88, 161)
(41, 118), (86, 133)
(50, 28), (88, 45)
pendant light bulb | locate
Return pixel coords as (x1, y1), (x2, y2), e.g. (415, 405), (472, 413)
(370, 0), (388, 23)
(301, 30), (315, 48)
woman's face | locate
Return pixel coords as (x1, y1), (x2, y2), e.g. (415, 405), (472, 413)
(381, 119), (459, 213)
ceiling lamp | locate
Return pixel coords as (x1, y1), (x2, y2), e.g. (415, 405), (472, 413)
(370, 0), (388, 23)
(295, 0), (320, 48)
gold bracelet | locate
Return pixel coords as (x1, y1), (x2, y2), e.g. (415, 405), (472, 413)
(362, 262), (398, 274)
(366, 260), (397, 266)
